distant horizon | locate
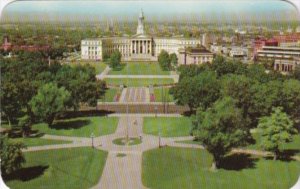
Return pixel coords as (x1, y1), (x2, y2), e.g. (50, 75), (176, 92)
(2, 0), (299, 22)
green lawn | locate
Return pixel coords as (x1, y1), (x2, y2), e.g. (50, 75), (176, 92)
(10, 137), (70, 147)
(98, 88), (119, 102)
(32, 117), (119, 137)
(153, 88), (174, 102)
(248, 132), (300, 156)
(142, 147), (300, 189)
(143, 117), (191, 137)
(105, 78), (174, 87)
(5, 148), (107, 189)
(109, 62), (170, 75)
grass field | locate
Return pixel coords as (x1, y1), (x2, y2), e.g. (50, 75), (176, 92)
(153, 88), (174, 102)
(10, 137), (70, 147)
(109, 62), (169, 75)
(32, 117), (119, 137)
(142, 147), (300, 189)
(143, 117), (192, 137)
(175, 132), (300, 157)
(98, 88), (119, 102)
(105, 78), (174, 87)
(5, 148), (107, 189)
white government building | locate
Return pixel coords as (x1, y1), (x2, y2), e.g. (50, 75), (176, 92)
(81, 10), (213, 64)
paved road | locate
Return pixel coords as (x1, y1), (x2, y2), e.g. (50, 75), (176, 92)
(92, 116), (154, 189)
(119, 87), (150, 103)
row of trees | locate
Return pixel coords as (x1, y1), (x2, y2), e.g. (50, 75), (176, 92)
(171, 57), (300, 169)
(1, 51), (106, 133)
(1, 51), (107, 175)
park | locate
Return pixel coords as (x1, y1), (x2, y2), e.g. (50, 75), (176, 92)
(1, 49), (300, 189)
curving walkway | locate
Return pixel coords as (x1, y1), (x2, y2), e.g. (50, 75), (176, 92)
(23, 114), (300, 189)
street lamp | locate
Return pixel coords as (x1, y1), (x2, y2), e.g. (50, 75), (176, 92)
(155, 106), (158, 118)
(91, 132), (95, 148)
(159, 125), (161, 148)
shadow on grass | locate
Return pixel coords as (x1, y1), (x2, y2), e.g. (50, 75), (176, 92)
(4, 165), (49, 182)
(58, 110), (114, 119)
(219, 154), (258, 171)
(111, 64), (126, 71)
(264, 149), (300, 162)
(50, 119), (91, 130)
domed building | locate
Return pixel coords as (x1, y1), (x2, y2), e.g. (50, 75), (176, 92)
(81, 10), (212, 64)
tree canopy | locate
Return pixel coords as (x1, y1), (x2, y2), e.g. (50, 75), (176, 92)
(193, 97), (248, 169)
(258, 107), (297, 160)
(158, 50), (171, 71)
(172, 71), (220, 111)
(0, 136), (26, 176)
(109, 50), (122, 69)
(30, 83), (71, 126)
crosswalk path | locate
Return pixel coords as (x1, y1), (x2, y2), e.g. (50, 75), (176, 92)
(119, 87), (150, 103)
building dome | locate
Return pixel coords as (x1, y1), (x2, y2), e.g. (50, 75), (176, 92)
(136, 9), (145, 35)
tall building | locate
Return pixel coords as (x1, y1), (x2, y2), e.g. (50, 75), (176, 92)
(81, 10), (205, 62)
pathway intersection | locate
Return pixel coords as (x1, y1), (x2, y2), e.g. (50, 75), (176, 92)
(23, 113), (300, 188)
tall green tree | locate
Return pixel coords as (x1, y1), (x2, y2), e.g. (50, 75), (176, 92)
(220, 74), (255, 127)
(29, 83), (70, 127)
(109, 50), (122, 69)
(249, 80), (282, 123)
(212, 59), (247, 77)
(172, 71), (220, 111)
(158, 50), (171, 71)
(177, 64), (210, 81)
(0, 81), (21, 127)
(258, 107), (297, 160)
(0, 136), (26, 176)
(292, 65), (300, 80)
(280, 79), (300, 120)
(55, 64), (105, 110)
(193, 97), (248, 170)
(170, 53), (178, 67)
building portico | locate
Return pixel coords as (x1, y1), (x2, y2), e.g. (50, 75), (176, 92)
(81, 10), (206, 63)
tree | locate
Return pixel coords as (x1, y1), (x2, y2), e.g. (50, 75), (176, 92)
(109, 50), (121, 69)
(0, 81), (21, 127)
(30, 83), (70, 127)
(193, 97), (248, 170)
(0, 136), (26, 176)
(158, 50), (171, 71)
(18, 115), (32, 137)
(220, 74), (255, 127)
(55, 64), (105, 110)
(172, 71), (220, 111)
(280, 79), (300, 120)
(211, 59), (247, 77)
(249, 80), (282, 124)
(258, 107), (297, 160)
(246, 64), (270, 83)
(170, 53), (178, 67)
(177, 64), (208, 81)
(292, 65), (300, 80)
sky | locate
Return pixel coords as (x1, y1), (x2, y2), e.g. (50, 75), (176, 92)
(2, 0), (299, 22)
